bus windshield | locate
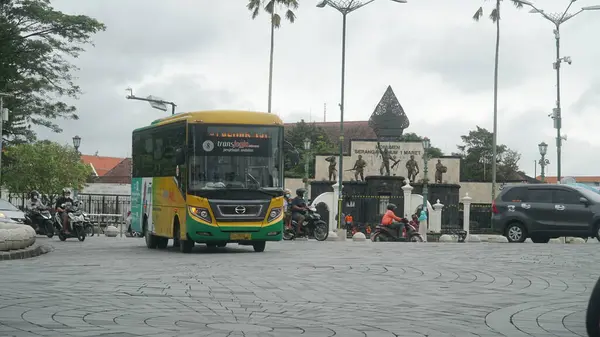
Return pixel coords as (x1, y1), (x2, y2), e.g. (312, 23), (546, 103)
(188, 124), (283, 191)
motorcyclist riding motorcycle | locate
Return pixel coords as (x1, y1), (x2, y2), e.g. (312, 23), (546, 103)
(55, 188), (74, 234)
(381, 204), (405, 230)
(290, 188), (309, 234)
(27, 190), (45, 210)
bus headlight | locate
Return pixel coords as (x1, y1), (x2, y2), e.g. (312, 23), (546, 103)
(189, 207), (212, 223)
(267, 207), (282, 223)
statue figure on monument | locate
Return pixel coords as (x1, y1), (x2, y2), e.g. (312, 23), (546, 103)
(435, 159), (447, 183)
(376, 143), (396, 176)
(406, 155), (419, 182)
(325, 156), (337, 181)
(351, 155), (367, 181)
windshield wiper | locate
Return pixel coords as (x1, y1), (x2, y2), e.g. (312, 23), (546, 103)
(247, 172), (260, 188)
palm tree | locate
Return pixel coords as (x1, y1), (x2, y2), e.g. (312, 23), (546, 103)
(247, 0), (299, 113)
(472, 0), (521, 201)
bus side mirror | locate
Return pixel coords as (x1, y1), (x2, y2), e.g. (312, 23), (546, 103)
(175, 148), (185, 165)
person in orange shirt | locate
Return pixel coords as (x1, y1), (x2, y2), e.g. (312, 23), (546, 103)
(381, 204), (405, 232)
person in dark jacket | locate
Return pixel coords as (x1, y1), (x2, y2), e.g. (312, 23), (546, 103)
(55, 188), (74, 233)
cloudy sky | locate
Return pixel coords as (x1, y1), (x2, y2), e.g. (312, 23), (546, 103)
(40, 0), (600, 178)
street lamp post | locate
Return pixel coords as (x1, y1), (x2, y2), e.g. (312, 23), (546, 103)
(316, 0), (407, 228)
(303, 138), (311, 192)
(420, 137), (430, 222)
(538, 141), (549, 183)
(72, 135), (82, 198)
(515, 0), (600, 183)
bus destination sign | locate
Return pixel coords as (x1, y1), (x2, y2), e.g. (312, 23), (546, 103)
(201, 136), (271, 156)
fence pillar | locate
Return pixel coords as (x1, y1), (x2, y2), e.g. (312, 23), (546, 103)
(430, 199), (444, 233)
(401, 180), (413, 218)
(331, 182), (345, 240)
(462, 193), (472, 237)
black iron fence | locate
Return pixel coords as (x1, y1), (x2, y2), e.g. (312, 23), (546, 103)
(6, 193), (131, 224)
(458, 203), (498, 234)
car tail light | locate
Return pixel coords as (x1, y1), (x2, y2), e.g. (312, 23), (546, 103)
(492, 200), (499, 214)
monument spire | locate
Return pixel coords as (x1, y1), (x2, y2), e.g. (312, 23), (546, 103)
(368, 85), (410, 142)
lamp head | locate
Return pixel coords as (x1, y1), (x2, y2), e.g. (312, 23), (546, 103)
(582, 5), (600, 10)
(538, 141), (548, 156)
(422, 137), (431, 150)
(303, 138), (311, 150)
(72, 135), (81, 149)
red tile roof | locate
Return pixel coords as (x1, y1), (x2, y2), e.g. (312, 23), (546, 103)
(97, 158), (132, 184)
(80, 155), (124, 177)
(537, 176), (600, 184)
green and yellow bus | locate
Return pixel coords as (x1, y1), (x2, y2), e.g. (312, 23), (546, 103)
(130, 110), (287, 253)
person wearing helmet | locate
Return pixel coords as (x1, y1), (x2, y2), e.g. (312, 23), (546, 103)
(381, 203), (405, 231)
(283, 189), (292, 211)
(55, 188), (74, 234)
(27, 190), (45, 210)
(291, 188), (309, 234)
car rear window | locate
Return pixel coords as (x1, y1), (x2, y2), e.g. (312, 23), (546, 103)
(500, 187), (527, 202)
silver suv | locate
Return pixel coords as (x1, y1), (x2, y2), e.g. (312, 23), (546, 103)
(491, 184), (600, 243)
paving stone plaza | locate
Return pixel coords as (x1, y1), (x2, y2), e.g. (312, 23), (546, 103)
(0, 237), (597, 337)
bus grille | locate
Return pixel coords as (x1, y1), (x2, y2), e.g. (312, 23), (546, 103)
(209, 199), (270, 222)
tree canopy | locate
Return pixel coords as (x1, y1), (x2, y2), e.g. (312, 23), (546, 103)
(455, 126), (522, 182)
(0, 0), (105, 142)
(473, 0), (523, 23)
(284, 120), (336, 178)
(2, 141), (91, 195)
(247, 0), (298, 27)
(400, 132), (444, 158)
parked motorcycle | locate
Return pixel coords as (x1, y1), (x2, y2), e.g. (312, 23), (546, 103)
(283, 206), (329, 241)
(54, 200), (86, 242)
(371, 217), (424, 242)
(24, 208), (54, 238)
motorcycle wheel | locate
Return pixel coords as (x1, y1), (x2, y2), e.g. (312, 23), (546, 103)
(45, 221), (54, 238)
(313, 222), (329, 241)
(371, 232), (387, 242)
(85, 223), (95, 237)
(410, 234), (424, 242)
(283, 228), (295, 240)
(76, 227), (86, 242)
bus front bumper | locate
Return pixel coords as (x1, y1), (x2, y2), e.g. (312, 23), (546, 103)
(186, 220), (283, 243)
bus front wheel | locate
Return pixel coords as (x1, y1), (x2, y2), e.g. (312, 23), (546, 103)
(252, 241), (266, 252)
(180, 236), (194, 253)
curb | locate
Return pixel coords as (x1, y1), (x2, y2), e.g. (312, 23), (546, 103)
(0, 244), (54, 261)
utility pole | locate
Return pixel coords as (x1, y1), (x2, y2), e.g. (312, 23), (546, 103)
(0, 92), (12, 186)
(515, 0), (600, 182)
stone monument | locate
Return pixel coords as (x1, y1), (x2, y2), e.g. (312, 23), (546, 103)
(325, 155), (337, 181)
(435, 159), (447, 183)
(368, 85), (410, 141)
(350, 155), (367, 181)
